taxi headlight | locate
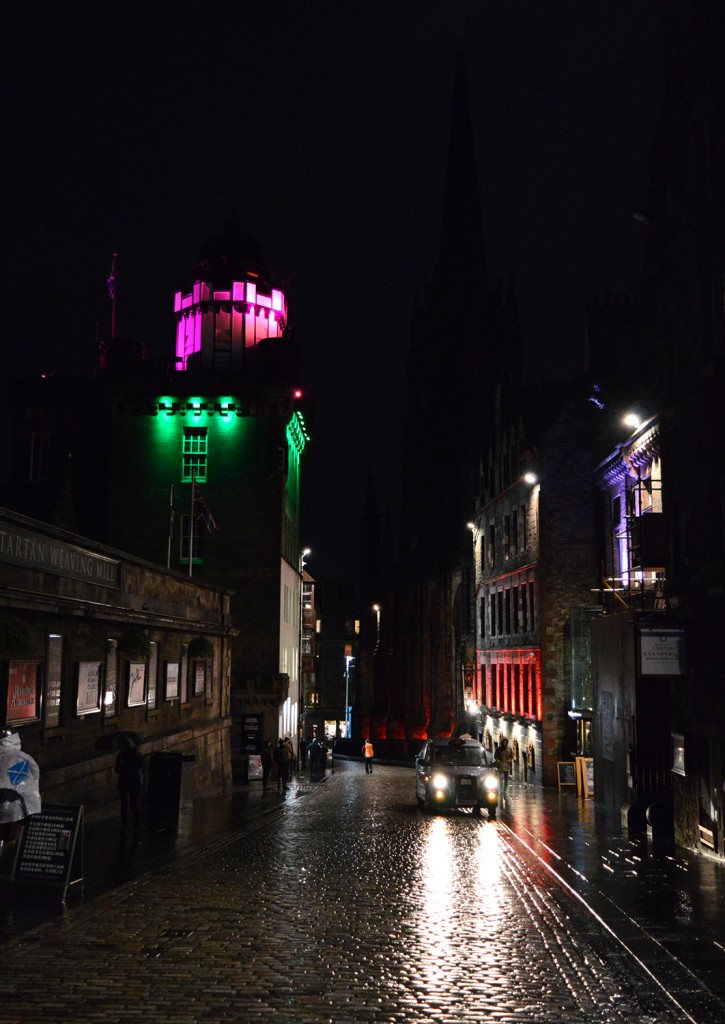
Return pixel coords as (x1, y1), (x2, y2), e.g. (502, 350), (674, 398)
(431, 773), (449, 790)
(483, 773), (499, 790)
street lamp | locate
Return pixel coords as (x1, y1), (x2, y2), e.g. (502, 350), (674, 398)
(372, 604), (381, 648)
(298, 548), (311, 750)
(344, 655), (355, 738)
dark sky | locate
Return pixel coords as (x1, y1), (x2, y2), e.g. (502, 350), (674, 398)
(2, 2), (663, 580)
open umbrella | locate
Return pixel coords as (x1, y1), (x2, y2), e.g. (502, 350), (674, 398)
(95, 731), (145, 752)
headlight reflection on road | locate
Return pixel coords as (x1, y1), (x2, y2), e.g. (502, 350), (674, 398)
(420, 816), (454, 979)
(474, 820), (507, 945)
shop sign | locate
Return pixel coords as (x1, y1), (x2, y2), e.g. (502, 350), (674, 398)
(640, 629), (687, 676)
(0, 523), (120, 588)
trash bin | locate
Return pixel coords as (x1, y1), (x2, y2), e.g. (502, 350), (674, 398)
(148, 751), (183, 830)
(180, 754), (196, 809)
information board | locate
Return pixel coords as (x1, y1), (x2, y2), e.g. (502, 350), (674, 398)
(575, 756), (594, 798)
(557, 761), (577, 789)
(13, 803), (83, 900)
(242, 714), (263, 754)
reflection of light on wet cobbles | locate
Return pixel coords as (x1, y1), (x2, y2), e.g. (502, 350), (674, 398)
(0, 766), (698, 1023)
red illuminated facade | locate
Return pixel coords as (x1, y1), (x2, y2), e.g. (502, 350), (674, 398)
(471, 386), (598, 787)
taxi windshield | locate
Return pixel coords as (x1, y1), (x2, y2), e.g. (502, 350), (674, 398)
(432, 746), (485, 767)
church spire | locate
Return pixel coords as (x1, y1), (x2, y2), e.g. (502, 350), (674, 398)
(437, 52), (488, 290)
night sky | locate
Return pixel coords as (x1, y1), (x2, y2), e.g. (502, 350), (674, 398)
(2, 2), (664, 579)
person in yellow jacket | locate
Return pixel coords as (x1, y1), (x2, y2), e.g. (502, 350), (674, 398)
(362, 738), (374, 774)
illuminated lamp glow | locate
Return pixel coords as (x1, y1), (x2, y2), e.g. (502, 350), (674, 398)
(623, 412), (641, 429)
(157, 396), (176, 416)
(523, 472), (538, 485)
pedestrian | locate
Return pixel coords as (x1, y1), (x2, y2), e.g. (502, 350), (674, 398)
(261, 739), (274, 791)
(273, 738), (289, 793)
(0, 729), (41, 850)
(115, 742), (143, 831)
(307, 737), (321, 780)
(284, 736), (295, 776)
(362, 738), (374, 774)
(494, 737), (513, 798)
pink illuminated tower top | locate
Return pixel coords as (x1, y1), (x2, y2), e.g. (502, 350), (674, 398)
(174, 217), (288, 373)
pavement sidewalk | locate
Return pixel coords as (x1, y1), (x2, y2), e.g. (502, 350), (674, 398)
(0, 766), (310, 943)
(500, 778), (725, 1020)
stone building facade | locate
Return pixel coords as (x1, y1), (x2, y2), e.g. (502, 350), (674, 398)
(0, 506), (232, 813)
(1, 220), (309, 773)
(471, 387), (599, 788)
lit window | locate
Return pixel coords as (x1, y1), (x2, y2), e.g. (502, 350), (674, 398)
(182, 427), (208, 482)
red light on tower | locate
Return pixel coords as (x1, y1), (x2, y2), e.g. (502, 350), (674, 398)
(293, 388), (303, 400)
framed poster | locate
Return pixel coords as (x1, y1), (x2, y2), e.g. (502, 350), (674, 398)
(76, 661), (102, 716)
(7, 661), (41, 725)
(147, 642), (158, 710)
(193, 660), (206, 697)
(165, 661), (179, 701)
(128, 662), (147, 706)
(44, 636), (63, 728)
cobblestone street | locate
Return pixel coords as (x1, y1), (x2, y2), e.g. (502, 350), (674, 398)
(0, 764), (720, 1023)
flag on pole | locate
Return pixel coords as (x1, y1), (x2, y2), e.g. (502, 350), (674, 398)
(193, 481), (219, 533)
(168, 484), (175, 539)
(107, 254), (117, 299)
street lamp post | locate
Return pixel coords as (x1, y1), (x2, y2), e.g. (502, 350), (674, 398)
(344, 655), (354, 738)
(298, 548), (311, 753)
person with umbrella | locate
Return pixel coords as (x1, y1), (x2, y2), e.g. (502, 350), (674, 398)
(114, 736), (144, 831)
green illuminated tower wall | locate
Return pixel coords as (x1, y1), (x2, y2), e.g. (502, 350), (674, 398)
(104, 395), (307, 682)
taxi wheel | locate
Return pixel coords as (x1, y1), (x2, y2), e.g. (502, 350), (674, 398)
(472, 805), (482, 817)
(488, 809), (497, 820)
(416, 794), (425, 809)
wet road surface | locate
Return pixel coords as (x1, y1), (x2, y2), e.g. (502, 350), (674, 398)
(2, 762), (723, 1023)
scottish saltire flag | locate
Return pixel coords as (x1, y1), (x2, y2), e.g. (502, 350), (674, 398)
(193, 482), (219, 533)
(107, 254), (117, 299)
(7, 760), (30, 786)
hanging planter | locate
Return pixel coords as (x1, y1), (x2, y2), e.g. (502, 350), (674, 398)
(0, 617), (34, 659)
(117, 628), (151, 660)
(187, 635), (214, 660)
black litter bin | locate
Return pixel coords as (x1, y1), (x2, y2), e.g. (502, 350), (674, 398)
(148, 751), (183, 830)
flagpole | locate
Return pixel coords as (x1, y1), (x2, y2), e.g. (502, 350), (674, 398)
(111, 252), (118, 339)
(167, 483), (174, 569)
(189, 469), (195, 578)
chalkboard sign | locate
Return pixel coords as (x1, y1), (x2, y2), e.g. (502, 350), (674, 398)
(576, 757), (594, 798)
(557, 761), (577, 788)
(13, 804), (83, 901)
